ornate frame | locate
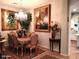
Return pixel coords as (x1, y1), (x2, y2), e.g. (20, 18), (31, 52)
(1, 9), (18, 31)
(34, 5), (51, 32)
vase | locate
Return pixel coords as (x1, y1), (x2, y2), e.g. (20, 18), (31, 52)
(52, 32), (55, 39)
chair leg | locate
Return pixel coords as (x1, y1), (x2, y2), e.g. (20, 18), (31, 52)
(30, 48), (35, 53)
(27, 48), (30, 54)
(23, 47), (25, 54)
(16, 47), (18, 55)
(30, 48), (32, 54)
(13, 47), (18, 55)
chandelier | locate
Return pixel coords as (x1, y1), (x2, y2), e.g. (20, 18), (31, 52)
(15, 10), (27, 21)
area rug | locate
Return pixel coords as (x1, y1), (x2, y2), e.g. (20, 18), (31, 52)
(23, 48), (45, 59)
(2, 48), (45, 59)
(40, 55), (59, 59)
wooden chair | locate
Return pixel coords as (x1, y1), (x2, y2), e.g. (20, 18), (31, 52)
(8, 32), (21, 55)
(25, 33), (38, 53)
(8, 33), (14, 49)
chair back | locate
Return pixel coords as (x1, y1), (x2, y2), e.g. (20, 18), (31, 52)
(8, 33), (14, 47)
(30, 33), (38, 46)
(8, 32), (19, 47)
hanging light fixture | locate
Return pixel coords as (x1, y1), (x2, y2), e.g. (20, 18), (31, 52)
(15, 10), (27, 21)
(14, 0), (28, 21)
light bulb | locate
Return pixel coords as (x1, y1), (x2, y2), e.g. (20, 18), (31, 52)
(73, 9), (77, 12)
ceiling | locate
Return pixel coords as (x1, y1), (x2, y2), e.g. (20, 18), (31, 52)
(1, 0), (79, 12)
(70, 0), (79, 12)
(0, 0), (51, 9)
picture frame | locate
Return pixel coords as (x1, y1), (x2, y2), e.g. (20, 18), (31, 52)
(34, 5), (51, 32)
(1, 9), (18, 31)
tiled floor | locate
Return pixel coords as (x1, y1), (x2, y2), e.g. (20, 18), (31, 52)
(69, 40), (79, 59)
(33, 51), (68, 59)
(33, 41), (79, 59)
(32, 46), (69, 59)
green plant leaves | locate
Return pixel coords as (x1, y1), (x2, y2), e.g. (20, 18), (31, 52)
(7, 12), (16, 29)
(20, 13), (32, 29)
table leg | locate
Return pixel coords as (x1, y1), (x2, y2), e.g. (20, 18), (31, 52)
(21, 45), (24, 57)
(50, 41), (51, 50)
(59, 41), (61, 53)
(52, 42), (53, 51)
(16, 47), (18, 55)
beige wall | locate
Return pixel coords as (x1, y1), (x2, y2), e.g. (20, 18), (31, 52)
(30, 0), (68, 56)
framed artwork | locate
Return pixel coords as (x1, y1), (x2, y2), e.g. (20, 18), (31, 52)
(34, 5), (51, 32)
(1, 9), (18, 31)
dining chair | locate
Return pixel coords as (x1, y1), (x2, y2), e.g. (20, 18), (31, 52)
(25, 33), (38, 53)
(8, 32), (21, 55)
(8, 33), (14, 50)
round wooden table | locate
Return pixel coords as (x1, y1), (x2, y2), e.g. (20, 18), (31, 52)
(17, 37), (31, 44)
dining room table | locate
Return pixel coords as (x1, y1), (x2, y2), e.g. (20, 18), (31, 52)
(17, 37), (31, 56)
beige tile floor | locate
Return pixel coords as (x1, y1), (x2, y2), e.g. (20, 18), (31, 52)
(32, 46), (69, 59)
(33, 41), (79, 59)
(69, 40), (79, 59)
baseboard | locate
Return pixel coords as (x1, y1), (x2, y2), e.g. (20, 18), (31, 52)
(60, 53), (69, 56)
(38, 44), (49, 49)
(38, 45), (69, 56)
(71, 40), (77, 42)
(53, 49), (59, 52)
(51, 49), (69, 56)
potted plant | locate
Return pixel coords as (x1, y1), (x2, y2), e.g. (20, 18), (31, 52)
(19, 13), (32, 30)
(17, 13), (32, 37)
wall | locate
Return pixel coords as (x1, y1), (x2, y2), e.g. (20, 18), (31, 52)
(61, 0), (68, 55)
(30, 0), (68, 56)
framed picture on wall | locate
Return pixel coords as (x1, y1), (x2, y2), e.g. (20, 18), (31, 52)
(1, 9), (18, 31)
(34, 4), (51, 32)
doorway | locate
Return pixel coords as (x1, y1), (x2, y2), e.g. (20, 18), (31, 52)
(69, 0), (79, 58)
